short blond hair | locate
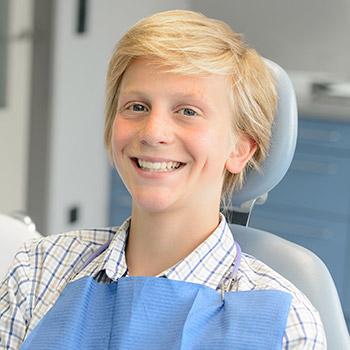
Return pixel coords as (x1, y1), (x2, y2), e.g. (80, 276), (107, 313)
(104, 10), (277, 199)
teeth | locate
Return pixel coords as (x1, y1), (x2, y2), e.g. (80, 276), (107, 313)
(137, 159), (181, 172)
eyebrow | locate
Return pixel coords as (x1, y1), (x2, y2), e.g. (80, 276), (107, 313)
(119, 88), (210, 106)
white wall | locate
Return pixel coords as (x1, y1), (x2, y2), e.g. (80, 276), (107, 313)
(190, 0), (350, 75)
(46, 0), (190, 234)
(0, 0), (33, 214)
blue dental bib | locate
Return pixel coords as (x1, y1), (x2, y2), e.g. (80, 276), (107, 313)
(21, 275), (292, 349)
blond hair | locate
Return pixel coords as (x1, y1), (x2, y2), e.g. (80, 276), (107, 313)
(104, 10), (277, 199)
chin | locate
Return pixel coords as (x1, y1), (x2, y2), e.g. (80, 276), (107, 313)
(132, 194), (177, 214)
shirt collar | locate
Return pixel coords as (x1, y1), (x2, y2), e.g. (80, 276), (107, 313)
(103, 218), (130, 280)
(73, 218), (130, 282)
(160, 214), (237, 290)
(77, 214), (237, 291)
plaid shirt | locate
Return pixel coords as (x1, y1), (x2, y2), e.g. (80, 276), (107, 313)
(0, 215), (326, 349)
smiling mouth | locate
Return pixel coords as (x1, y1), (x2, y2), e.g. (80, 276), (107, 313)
(135, 158), (182, 172)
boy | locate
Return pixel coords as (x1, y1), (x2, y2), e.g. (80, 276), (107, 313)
(0, 10), (325, 349)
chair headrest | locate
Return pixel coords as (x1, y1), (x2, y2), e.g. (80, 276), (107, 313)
(231, 59), (298, 207)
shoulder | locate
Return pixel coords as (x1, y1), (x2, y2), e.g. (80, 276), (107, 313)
(0, 226), (120, 347)
(13, 226), (118, 278)
(237, 252), (301, 293)
(1, 226), (120, 304)
(38, 226), (118, 248)
(30, 227), (118, 255)
(236, 252), (316, 311)
(237, 253), (327, 348)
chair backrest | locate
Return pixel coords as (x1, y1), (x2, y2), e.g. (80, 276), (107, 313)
(225, 59), (298, 225)
(228, 60), (350, 349)
(0, 213), (41, 279)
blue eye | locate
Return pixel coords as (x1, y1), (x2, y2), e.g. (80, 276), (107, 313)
(129, 104), (147, 112)
(179, 108), (197, 116)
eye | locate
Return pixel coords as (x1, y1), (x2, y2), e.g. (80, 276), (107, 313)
(178, 108), (197, 117)
(127, 103), (148, 112)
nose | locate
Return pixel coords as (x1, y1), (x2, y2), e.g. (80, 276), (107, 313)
(138, 109), (174, 146)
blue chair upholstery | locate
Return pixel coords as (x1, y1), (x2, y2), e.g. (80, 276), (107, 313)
(228, 60), (350, 349)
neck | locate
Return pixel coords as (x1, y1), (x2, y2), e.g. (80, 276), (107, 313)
(125, 204), (221, 276)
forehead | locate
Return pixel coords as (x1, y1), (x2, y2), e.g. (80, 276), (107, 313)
(119, 58), (231, 101)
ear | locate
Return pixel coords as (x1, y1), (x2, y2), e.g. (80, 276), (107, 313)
(225, 135), (257, 174)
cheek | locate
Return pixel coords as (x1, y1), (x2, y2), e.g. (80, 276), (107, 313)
(111, 118), (131, 159)
(191, 128), (232, 169)
(209, 124), (235, 158)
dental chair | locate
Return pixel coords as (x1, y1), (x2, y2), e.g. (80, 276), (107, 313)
(0, 212), (41, 279)
(226, 59), (350, 349)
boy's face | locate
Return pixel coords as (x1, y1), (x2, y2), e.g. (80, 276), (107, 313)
(112, 58), (248, 214)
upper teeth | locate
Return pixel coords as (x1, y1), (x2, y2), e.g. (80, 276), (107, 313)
(137, 159), (181, 172)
